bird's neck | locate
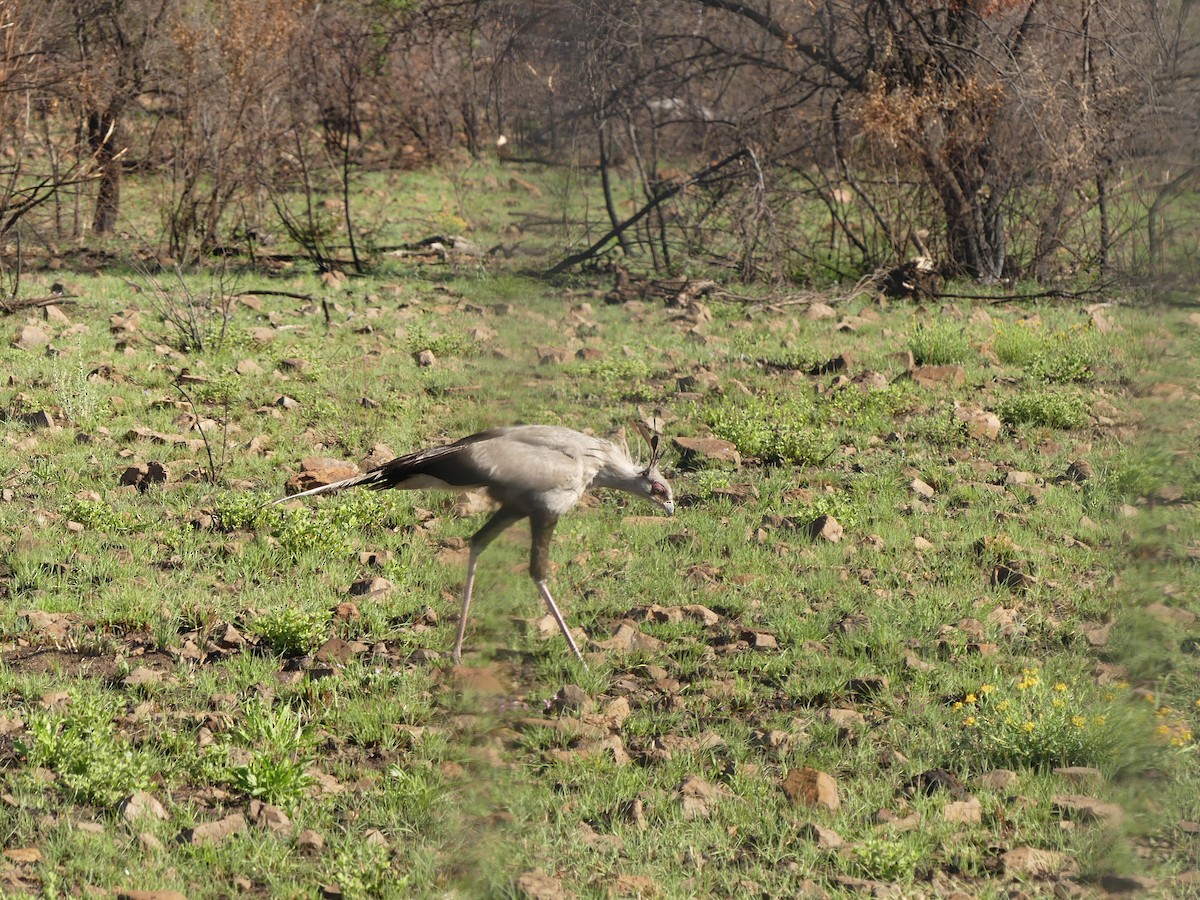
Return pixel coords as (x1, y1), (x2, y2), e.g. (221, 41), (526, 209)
(590, 457), (643, 494)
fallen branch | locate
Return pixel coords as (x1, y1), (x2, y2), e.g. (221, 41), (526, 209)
(545, 149), (751, 276)
(0, 294), (79, 314)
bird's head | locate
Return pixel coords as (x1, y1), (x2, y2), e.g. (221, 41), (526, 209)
(633, 424), (674, 516)
(640, 461), (675, 516)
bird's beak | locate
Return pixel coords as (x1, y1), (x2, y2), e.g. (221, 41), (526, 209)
(661, 500), (675, 516)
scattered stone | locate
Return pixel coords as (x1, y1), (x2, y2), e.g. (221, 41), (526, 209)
(781, 767), (840, 812)
(1052, 795), (1124, 826)
(122, 666), (163, 688)
(991, 563), (1036, 592)
(247, 799), (292, 833)
(910, 477), (936, 499)
(1098, 874), (1157, 894)
(798, 822), (845, 849)
(315, 637), (367, 665)
(594, 622), (664, 654)
(285, 457), (359, 494)
(116, 891), (187, 900)
(516, 867), (573, 900)
(805, 301), (838, 320)
(1053, 767), (1101, 784)
(942, 795), (982, 824)
(178, 812), (247, 846)
(414, 348), (437, 367)
(5, 847), (41, 864)
(807, 514), (843, 542)
(119, 461), (170, 492)
(248, 327), (275, 345)
(297, 829), (325, 853)
(1001, 847), (1077, 878)
(1064, 459), (1094, 483)
(1144, 602), (1196, 627)
(13, 325), (50, 350)
(348, 576), (393, 598)
(235, 359), (264, 376)
(979, 769), (1019, 791)
(551, 684), (593, 715)
(671, 436), (740, 469)
(912, 364), (966, 389)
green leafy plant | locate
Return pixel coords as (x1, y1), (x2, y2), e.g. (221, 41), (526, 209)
(228, 702), (317, 805)
(251, 606), (330, 657)
(60, 496), (135, 532)
(993, 322), (1096, 383)
(17, 696), (155, 805)
(951, 669), (1156, 772)
(705, 395), (833, 465)
(406, 322), (474, 359)
(909, 321), (971, 366)
(997, 389), (1088, 428)
(849, 836), (924, 881)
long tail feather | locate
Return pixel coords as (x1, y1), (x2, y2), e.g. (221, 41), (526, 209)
(270, 469), (385, 504)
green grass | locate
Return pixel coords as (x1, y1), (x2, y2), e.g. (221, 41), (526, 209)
(0, 165), (1195, 897)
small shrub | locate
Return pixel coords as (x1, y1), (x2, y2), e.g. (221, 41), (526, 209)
(251, 606), (330, 657)
(17, 696), (155, 805)
(61, 496), (135, 533)
(909, 321), (971, 366)
(705, 395), (833, 466)
(951, 670), (1158, 773)
(997, 390), (1088, 429)
(406, 322), (474, 359)
(229, 702), (316, 805)
(993, 323), (1096, 383)
(849, 837), (923, 881)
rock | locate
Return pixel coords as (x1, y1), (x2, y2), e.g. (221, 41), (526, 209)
(1053, 767), (1101, 784)
(349, 576), (393, 598)
(1001, 847), (1077, 878)
(781, 767), (840, 812)
(13, 325), (50, 350)
(285, 457), (359, 494)
(121, 667), (163, 688)
(955, 408), (1002, 440)
(551, 684), (593, 715)
(536, 346), (570, 365)
(797, 822), (844, 848)
(1099, 874), (1157, 894)
(594, 622), (664, 653)
(119, 461), (169, 492)
(178, 812), (247, 846)
(910, 477), (936, 499)
(414, 348), (437, 367)
(235, 359), (263, 376)
(516, 867), (573, 900)
(807, 514), (843, 542)
(912, 364), (966, 388)
(979, 769), (1019, 790)
(1052, 795), (1124, 826)
(358, 443), (394, 470)
(942, 795), (982, 824)
(671, 436), (741, 469)
(297, 829), (325, 853)
(249, 800), (292, 833)
(315, 637), (367, 665)
(248, 327), (275, 345)
(991, 563), (1036, 592)
(676, 775), (729, 820)
(1144, 602), (1196, 627)
(1064, 459), (1094, 482)
(805, 301), (837, 320)
(116, 892), (188, 900)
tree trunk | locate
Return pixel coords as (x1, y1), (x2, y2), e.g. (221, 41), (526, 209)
(88, 108), (121, 234)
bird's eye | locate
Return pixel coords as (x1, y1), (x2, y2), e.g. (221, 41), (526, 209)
(650, 481), (665, 496)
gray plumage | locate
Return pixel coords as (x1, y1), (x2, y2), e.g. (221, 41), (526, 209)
(275, 424), (674, 666)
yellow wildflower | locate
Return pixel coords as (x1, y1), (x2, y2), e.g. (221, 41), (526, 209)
(1022, 721), (1036, 732)
(1071, 715), (1087, 728)
(1054, 682), (1068, 692)
(1094, 715), (1106, 726)
(964, 716), (977, 727)
(979, 683), (995, 694)
(953, 701), (963, 710)
(1052, 698), (1065, 709)
(997, 700), (1010, 711)
(1157, 724), (1171, 736)
(965, 693), (977, 704)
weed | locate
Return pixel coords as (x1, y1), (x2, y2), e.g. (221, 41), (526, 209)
(327, 839), (393, 899)
(60, 496), (135, 533)
(574, 357), (658, 401)
(909, 321), (971, 366)
(406, 322), (475, 358)
(997, 389), (1088, 428)
(705, 394), (833, 465)
(251, 607), (330, 657)
(951, 670), (1156, 773)
(993, 322), (1098, 383)
(17, 696), (155, 806)
(848, 836), (924, 881)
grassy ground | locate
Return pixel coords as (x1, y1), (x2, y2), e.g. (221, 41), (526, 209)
(0, 167), (1198, 898)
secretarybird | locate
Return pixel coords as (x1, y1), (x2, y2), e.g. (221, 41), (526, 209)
(275, 424), (674, 667)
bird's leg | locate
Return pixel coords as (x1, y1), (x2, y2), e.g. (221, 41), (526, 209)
(530, 513), (587, 669)
(453, 507), (523, 665)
